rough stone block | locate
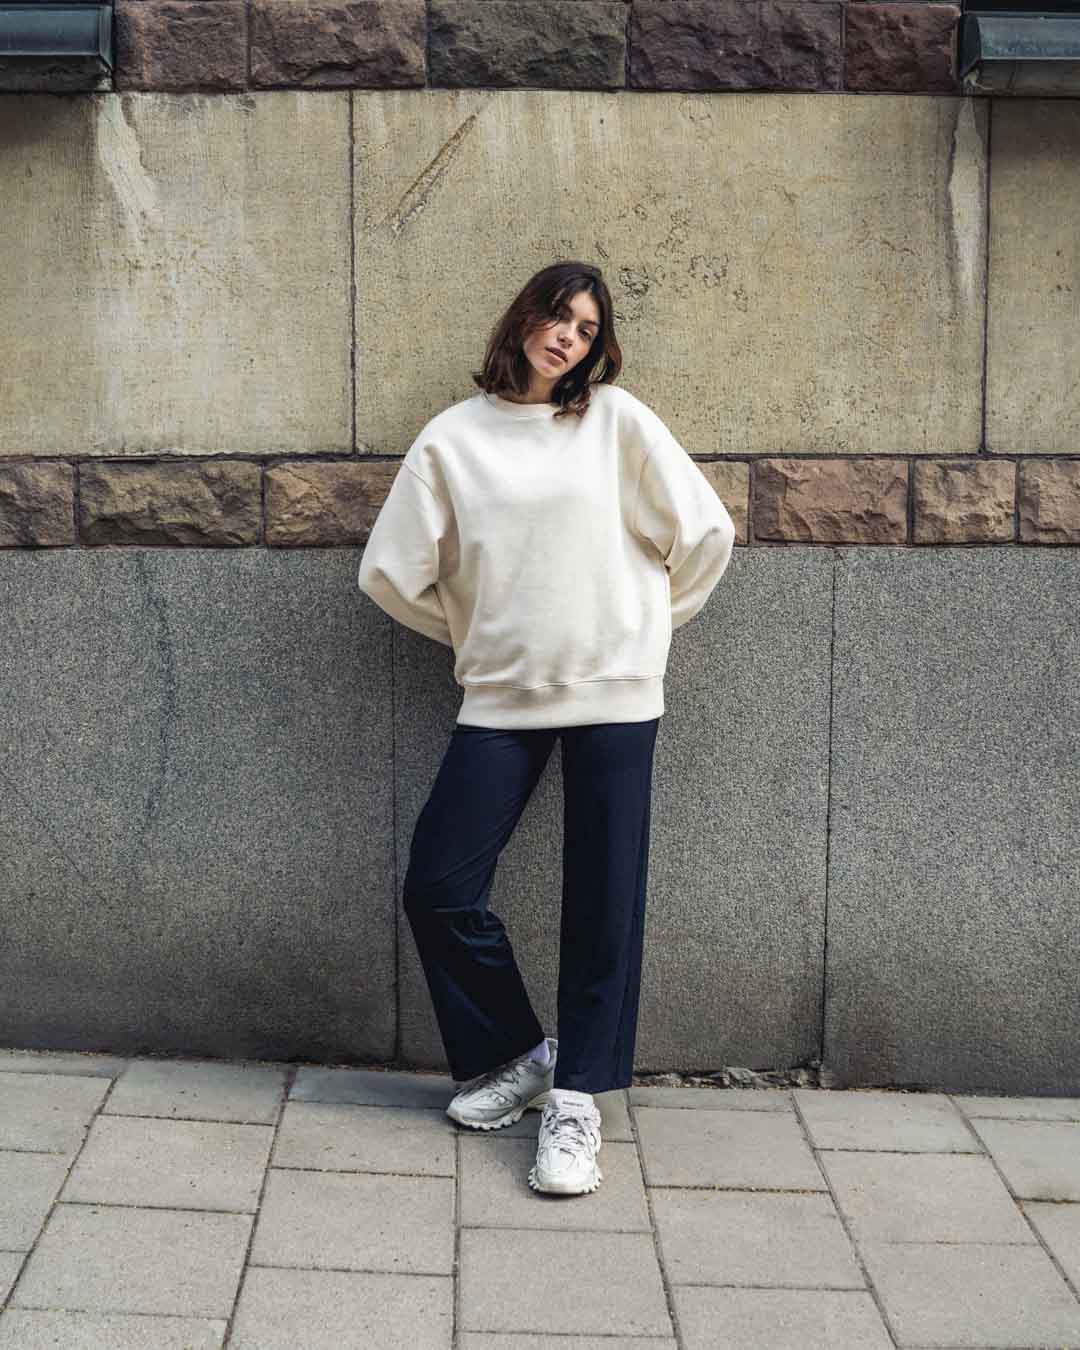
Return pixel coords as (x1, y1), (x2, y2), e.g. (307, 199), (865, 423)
(698, 460), (749, 542)
(250, 0), (426, 88)
(912, 457), (1015, 543)
(629, 0), (842, 91)
(79, 461), (261, 545)
(114, 0), (247, 91)
(753, 458), (908, 542)
(265, 460), (399, 545)
(1019, 459), (1080, 543)
(428, 1), (626, 88)
(0, 462), (74, 547)
(844, 2), (959, 92)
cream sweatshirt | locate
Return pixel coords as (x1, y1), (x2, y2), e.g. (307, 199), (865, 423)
(357, 381), (736, 730)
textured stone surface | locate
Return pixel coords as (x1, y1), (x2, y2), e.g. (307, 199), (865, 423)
(630, 0), (843, 91)
(114, 1), (247, 91)
(844, 3), (959, 92)
(753, 458), (908, 542)
(0, 549), (394, 1062)
(912, 457), (1014, 543)
(0, 463), (74, 547)
(79, 461), (261, 546)
(673, 1288), (891, 1350)
(265, 460), (399, 545)
(0, 93), (351, 457)
(428, 1), (626, 88)
(353, 91), (986, 456)
(698, 460), (749, 543)
(0, 57), (109, 94)
(250, 0), (426, 89)
(394, 547), (833, 1076)
(828, 548), (1080, 1094)
(1020, 460), (1080, 543)
(988, 103), (1080, 455)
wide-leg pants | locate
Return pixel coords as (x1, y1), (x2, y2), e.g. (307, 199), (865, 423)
(402, 717), (661, 1094)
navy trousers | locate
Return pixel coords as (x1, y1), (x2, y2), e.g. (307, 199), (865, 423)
(402, 718), (661, 1094)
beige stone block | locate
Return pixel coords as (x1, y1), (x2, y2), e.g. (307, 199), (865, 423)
(0, 93), (351, 457)
(352, 90), (986, 455)
(1019, 459), (1080, 544)
(912, 457), (1014, 543)
(753, 457), (908, 541)
(988, 102), (1080, 456)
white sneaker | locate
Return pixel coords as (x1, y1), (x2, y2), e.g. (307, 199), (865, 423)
(528, 1088), (603, 1195)
(446, 1038), (558, 1131)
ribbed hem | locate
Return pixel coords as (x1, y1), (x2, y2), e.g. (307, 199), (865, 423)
(481, 392), (560, 419)
(457, 676), (665, 730)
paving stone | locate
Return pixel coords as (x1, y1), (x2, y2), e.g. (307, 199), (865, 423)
(104, 1058), (287, 1124)
(459, 1338), (674, 1349)
(9, 1204), (250, 1318)
(673, 1286), (892, 1348)
(1023, 1200), (1080, 1289)
(650, 1190), (863, 1288)
(273, 1102), (455, 1176)
(793, 1088), (976, 1150)
(954, 1093), (1080, 1121)
(0, 1152), (68, 1249)
(0, 1074), (109, 1154)
(250, 1170), (453, 1273)
(0, 1308), (227, 1348)
(0, 1253), (23, 1303)
(459, 1229), (672, 1337)
(820, 1151), (1035, 1244)
(629, 1086), (793, 1111)
(860, 1239), (1080, 1347)
(634, 1106), (825, 1190)
(61, 1115), (273, 1212)
(229, 1267), (452, 1349)
(0, 1051), (126, 1079)
(969, 1118), (1080, 1200)
(459, 1138), (650, 1231)
(290, 1066), (450, 1109)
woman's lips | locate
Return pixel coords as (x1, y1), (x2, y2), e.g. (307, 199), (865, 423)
(545, 347), (567, 363)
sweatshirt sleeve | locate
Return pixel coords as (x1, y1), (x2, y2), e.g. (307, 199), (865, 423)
(633, 434), (737, 632)
(357, 461), (454, 648)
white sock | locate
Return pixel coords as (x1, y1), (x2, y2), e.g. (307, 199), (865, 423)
(527, 1037), (552, 1067)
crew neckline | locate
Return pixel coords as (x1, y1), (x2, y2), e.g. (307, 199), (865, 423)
(482, 392), (560, 419)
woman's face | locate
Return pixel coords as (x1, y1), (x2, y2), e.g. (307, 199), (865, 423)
(521, 289), (602, 392)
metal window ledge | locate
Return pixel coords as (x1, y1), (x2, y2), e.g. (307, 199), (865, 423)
(0, 4), (112, 66)
(960, 11), (1080, 93)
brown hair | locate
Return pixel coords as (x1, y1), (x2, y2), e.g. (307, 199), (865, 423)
(471, 261), (622, 419)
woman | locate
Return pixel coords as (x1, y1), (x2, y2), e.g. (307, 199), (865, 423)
(357, 261), (736, 1197)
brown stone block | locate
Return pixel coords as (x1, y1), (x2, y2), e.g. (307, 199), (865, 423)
(79, 461), (261, 545)
(0, 463), (75, 547)
(753, 457), (907, 542)
(114, 0), (246, 91)
(844, 3), (958, 93)
(629, 0), (842, 91)
(265, 459), (399, 545)
(696, 460), (750, 544)
(428, 1), (626, 89)
(913, 459), (1014, 543)
(250, 0), (425, 88)
(1019, 460), (1080, 544)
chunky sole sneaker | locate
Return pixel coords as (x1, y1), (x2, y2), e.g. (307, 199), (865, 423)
(446, 1037), (557, 1131)
(528, 1089), (603, 1196)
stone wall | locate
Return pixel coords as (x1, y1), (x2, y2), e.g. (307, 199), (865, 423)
(1, 77), (1078, 1089)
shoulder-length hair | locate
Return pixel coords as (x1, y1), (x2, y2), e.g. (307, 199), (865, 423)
(471, 261), (622, 419)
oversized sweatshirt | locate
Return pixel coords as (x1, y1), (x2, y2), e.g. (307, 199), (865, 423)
(356, 381), (736, 730)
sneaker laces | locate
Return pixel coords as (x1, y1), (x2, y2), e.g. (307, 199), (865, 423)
(540, 1103), (600, 1157)
(459, 1053), (536, 1098)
